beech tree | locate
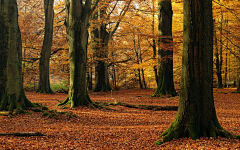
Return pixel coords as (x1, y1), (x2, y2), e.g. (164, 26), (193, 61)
(0, 0), (33, 111)
(152, 0), (177, 97)
(92, 0), (132, 92)
(36, 0), (55, 94)
(156, 0), (239, 145)
(58, 0), (99, 107)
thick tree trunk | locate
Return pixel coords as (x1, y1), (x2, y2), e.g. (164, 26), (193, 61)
(0, 0), (33, 111)
(58, 0), (93, 107)
(92, 1), (131, 92)
(36, 0), (54, 94)
(156, 0), (237, 145)
(92, 14), (112, 92)
(152, 0), (176, 97)
(94, 60), (112, 92)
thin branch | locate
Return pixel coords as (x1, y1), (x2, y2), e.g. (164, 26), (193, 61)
(108, 0), (132, 40)
(90, 0), (100, 15)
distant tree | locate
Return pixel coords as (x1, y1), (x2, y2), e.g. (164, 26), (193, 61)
(57, 0), (99, 107)
(36, 0), (54, 94)
(152, 0), (177, 97)
(156, 0), (239, 145)
(92, 0), (132, 92)
(0, 0), (33, 111)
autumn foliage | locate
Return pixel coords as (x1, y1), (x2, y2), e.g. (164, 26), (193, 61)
(0, 88), (239, 149)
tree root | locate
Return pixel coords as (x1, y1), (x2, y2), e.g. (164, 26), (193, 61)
(94, 101), (178, 111)
(155, 122), (240, 145)
(0, 132), (46, 136)
(0, 111), (10, 116)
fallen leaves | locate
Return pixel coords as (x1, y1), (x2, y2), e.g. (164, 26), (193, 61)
(0, 88), (239, 149)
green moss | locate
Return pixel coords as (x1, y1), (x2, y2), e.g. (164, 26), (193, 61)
(41, 106), (49, 110)
(13, 110), (18, 115)
(31, 108), (43, 112)
(48, 113), (57, 118)
(57, 112), (67, 115)
(155, 139), (164, 145)
(66, 112), (73, 118)
(65, 112), (77, 118)
(42, 112), (49, 116)
(49, 109), (57, 113)
(33, 103), (41, 107)
(19, 109), (26, 114)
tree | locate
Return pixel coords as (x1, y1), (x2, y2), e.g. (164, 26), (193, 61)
(0, 0), (33, 111)
(92, 0), (132, 92)
(36, 0), (55, 94)
(92, 4), (112, 92)
(156, 0), (238, 145)
(214, 19), (223, 89)
(152, 0), (177, 97)
(57, 0), (99, 107)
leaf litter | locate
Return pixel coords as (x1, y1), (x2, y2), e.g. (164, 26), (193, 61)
(0, 88), (239, 149)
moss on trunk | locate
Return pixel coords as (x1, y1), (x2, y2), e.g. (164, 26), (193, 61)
(0, 0), (33, 112)
(59, 0), (94, 107)
(152, 0), (176, 97)
(36, 0), (54, 94)
(156, 0), (238, 145)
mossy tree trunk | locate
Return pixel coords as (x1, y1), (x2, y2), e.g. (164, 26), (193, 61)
(152, 0), (176, 97)
(58, 0), (98, 107)
(0, 0), (33, 111)
(156, 0), (238, 145)
(36, 0), (54, 94)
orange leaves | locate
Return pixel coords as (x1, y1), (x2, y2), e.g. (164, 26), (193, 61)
(1, 88), (240, 148)
(0, 88), (240, 148)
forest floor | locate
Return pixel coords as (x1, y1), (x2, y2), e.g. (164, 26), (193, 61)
(0, 88), (240, 149)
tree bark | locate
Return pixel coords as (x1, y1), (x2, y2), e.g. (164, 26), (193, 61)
(92, 7), (112, 92)
(152, 0), (177, 97)
(214, 24), (223, 88)
(237, 75), (240, 93)
(92, 1), (131, 92)
(156, 0), (238, 145)
(0, 0), (33, 111)
(58, 0), (95, 107)
(36, 0), (54, 94)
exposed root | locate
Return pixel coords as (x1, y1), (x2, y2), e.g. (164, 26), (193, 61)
(0, 132), (46, 136)
(156, 122), (239, 145)
(95, 101), (178, 111)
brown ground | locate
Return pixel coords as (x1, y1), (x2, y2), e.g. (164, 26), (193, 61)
(0, 88), (239, 149)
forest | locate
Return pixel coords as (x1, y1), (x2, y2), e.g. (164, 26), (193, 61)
(0, 0), (240, 149)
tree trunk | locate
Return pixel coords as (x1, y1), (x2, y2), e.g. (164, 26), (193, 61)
(156, 0), (238, 145)
(216, 7), (224, 88)
(92, 1), (131, 91)
(0, 0), (33, 111)
(214, 24), (223, 88)
(152, 0), (176, 97)
(92, 10), (112, 92)
(36, 0), (54, 94)
(152, 0), (158, 85)
(237, 75), (240, 93)
(57, 0), (94, 107)
(138, 69), (143, 89)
